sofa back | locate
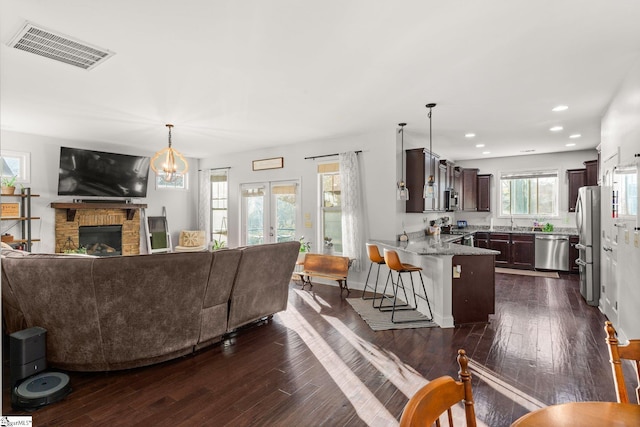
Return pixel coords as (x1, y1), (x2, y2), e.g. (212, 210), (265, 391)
(1, 254), (107, 370)
(1, 241), (298, 371)
(227, 241), (299, 330)
(91, 251), (214, 370)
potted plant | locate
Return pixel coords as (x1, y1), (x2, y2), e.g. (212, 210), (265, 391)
(211, 239), (226, 251)
(1, 175), (17, 195)
(297, 236), (311, 263)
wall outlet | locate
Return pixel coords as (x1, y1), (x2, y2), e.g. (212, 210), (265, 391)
(453, 265), (461, 279)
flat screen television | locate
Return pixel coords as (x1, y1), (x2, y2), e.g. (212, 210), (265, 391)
(57, 147), (150, 198)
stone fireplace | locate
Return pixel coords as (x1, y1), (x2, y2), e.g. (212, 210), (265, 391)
(52, 203), (146, 255)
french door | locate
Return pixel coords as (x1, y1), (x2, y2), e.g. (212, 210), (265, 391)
(240, 180), (300, 246)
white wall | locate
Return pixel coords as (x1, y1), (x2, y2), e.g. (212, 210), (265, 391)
(601, 55), (640, 340)
(455, 150), (598, 230)
(0, 130), (198, 253)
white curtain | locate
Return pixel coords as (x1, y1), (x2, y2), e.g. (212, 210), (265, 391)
(339, 151), (364, 271)
(198, 170), (212, 248)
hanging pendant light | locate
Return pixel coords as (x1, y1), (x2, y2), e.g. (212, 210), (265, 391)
(151, 124), (189, 182)
(397, 123), (409, 200)
(424, 103), (437, 199)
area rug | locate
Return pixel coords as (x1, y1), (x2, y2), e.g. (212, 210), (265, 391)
(495, 267), (560, 278)
(345, 298), (438, 331)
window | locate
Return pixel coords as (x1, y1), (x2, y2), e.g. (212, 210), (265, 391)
(210, 170), (228, 246)
(614, 164), (638, 217)
(319, 162), (342, 253)
(156, 173), (188, 190)
(1, 150), (30, 183)
(500, 170), (558, 216)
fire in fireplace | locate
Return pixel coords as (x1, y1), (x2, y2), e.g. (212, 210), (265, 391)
(79, 225), (122, 256)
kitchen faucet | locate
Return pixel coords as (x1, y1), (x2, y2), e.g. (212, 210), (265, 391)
(510, 216), (516, 230)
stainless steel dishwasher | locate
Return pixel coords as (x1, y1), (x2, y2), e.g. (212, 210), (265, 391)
(535, 234), (570, 271)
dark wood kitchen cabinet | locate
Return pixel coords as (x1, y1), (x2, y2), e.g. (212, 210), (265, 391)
(489, 233), (511, 266)
(569, 235), (579, 273)
(461, 168), (478, 211)
(511, 234), (535, 269)
(452, 254), (495, 325)
(584, 159), (598, 186)
(477, 174), (492, 212)
(567, 168), (586, 212)
(475, 232), (490, 249)
(405, 148), (425, 213)
(487, 232), (535, 269)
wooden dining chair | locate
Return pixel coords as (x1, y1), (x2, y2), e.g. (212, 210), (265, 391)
(399, 349), (477, 427)
(604, 321), (640, 404)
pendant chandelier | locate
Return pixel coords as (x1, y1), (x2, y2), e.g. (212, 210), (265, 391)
(424, 103), (437, 199)
(151, 124), (189, 182)
(397, 123), (409, 200)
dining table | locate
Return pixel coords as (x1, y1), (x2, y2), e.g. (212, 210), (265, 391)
(510, 401), (640, 426)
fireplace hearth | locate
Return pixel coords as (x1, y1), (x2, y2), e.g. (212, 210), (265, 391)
(79, 225), (122, 256)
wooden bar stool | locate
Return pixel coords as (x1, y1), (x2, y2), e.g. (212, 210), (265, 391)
(378, 249), (433, 323)
(362, 243), (386, 303)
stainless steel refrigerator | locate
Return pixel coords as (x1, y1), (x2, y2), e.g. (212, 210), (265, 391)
(575, 186), (601, 306)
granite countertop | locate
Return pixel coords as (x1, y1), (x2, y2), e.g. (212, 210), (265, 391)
(372, 235), (500, 256)
(462, 226), (578, 236)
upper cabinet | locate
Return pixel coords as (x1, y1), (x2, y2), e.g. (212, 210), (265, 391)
(567, 168), (586, 212)
(405, 148), (426, 213)
(404, 151), (491, 212)
(461, 168), (478, 211)
(477, 174), (492, 212)
(584, 159), (599, 186)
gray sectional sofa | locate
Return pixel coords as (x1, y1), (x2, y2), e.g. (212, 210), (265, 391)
(1, 241), (299, 371)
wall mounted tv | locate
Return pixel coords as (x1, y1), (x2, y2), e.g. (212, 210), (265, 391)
(57, 147), (150, 198)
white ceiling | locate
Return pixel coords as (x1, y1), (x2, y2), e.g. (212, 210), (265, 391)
(1, 1), (640, 161)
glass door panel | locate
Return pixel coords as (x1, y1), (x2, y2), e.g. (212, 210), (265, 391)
(241, 181), (299, 246)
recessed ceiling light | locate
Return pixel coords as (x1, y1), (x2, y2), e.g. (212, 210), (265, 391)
(465, 133), (476, 138)
(566, 143), (576, 147)
(569, 134), (581, 139)
(552, 105), (569, 112)
(475, 144), (485, 148)
(550, 126), (563, 132)
(482, 151), (490, 155)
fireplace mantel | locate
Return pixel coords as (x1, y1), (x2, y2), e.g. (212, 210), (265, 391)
(51, 202), (148, 221)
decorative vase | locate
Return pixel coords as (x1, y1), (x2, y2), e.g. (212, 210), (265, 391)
(1, 186), (16, 195)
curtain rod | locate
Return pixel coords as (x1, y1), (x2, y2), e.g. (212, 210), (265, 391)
(304, 150), (362, 160)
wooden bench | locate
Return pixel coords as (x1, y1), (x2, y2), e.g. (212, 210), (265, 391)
(296, 253), (350, 295)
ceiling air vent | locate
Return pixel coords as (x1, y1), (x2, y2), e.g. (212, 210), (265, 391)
(7, 21), (115, 70)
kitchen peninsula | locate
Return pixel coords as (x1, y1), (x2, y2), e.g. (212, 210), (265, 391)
(372, 234), (499, 328)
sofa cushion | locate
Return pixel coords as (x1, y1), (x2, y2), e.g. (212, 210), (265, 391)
(1, 255), (106, 370)
(91, 252), (212, 370)
(227, 241), (299, 330)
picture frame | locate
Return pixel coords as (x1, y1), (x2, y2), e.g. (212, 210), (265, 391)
(252, 157), (283, 171)
(1, 203), (20, 218)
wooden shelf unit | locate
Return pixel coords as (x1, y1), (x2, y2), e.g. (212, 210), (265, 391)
(1, 188), (39, 251)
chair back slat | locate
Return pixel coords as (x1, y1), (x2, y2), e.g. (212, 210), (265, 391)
(399, 349), (477, 427)
(605, 321), (640, 404)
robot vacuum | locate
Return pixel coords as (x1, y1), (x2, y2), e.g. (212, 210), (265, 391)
(12, 371), (71, 410)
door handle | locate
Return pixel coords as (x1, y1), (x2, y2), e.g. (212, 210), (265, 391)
(603, 246), (612, 252)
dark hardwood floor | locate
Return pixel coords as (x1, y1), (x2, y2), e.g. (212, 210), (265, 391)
(2, 272), (635, 426)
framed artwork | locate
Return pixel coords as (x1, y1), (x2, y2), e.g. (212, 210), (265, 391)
(252, 157), (283, 171)
(1, 150), (30, 183)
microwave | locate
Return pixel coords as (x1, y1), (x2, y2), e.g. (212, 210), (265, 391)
(444, 189), (459, 211)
